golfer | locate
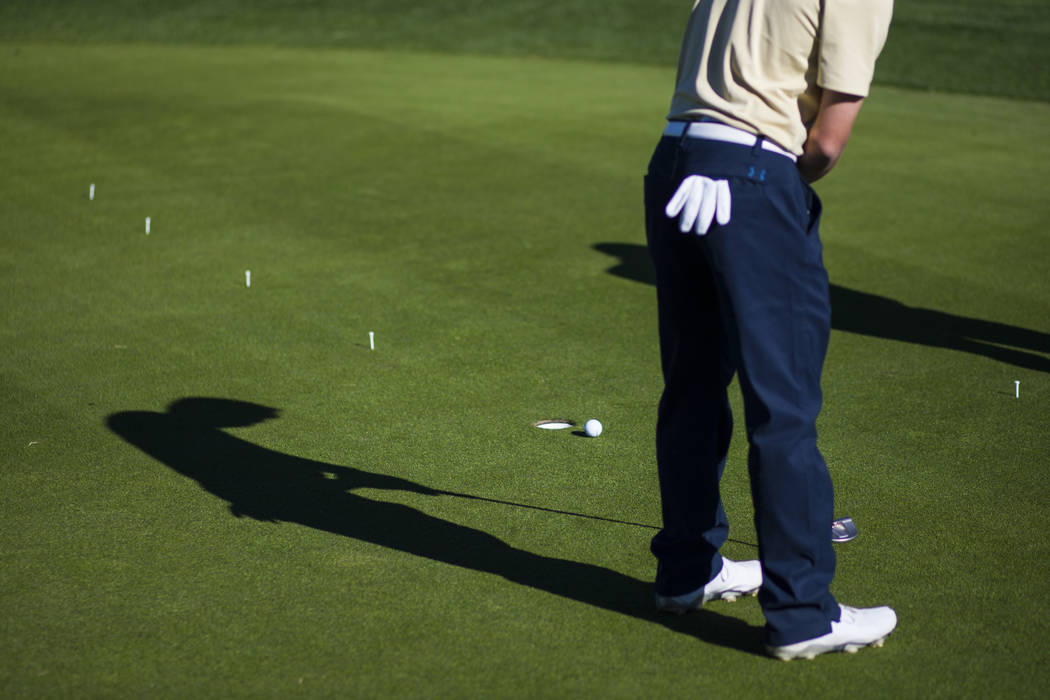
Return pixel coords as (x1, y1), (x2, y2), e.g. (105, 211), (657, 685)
(644, 0), (895, 660)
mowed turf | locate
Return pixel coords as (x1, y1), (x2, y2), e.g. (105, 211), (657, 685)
(2, 43), (1049, 697)
(2, 0), (1049, 100)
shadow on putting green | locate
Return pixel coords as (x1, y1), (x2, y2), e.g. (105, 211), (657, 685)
(594, 242), (1050, 373)
(107, 397), (766, 657)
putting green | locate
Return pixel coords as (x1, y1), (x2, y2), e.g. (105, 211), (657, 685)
(2, 43), (1048, 697)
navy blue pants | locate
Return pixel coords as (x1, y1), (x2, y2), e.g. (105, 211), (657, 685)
(644, 132), (840, 646)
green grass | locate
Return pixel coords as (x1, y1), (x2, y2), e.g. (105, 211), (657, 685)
(2, 40), (1049, 697)
(2, 0), (1049, 100)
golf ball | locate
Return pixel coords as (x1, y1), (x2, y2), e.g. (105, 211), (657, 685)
(584, 419), (603, 437)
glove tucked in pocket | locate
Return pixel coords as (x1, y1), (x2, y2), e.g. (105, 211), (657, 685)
(665, 175), (731, 235)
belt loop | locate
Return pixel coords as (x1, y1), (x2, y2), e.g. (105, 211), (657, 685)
(751, 135), (765, 157)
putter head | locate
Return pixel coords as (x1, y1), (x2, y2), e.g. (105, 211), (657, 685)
(832, 517), (859, 543)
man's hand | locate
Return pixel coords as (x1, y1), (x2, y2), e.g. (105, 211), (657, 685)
(665, 175), (731, 235)
(798, 89), (865, 183)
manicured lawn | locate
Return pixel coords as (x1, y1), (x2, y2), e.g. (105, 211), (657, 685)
(2, 0), (1049, 99)
(2, 41), (1048, 697)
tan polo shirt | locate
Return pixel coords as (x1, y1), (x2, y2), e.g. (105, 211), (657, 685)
(666, 0), (893, 155)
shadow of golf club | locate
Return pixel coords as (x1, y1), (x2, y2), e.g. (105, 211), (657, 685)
(439, 489), (659, 531)
(594, 242), (1050, 373)
(446, 488), (755, 549)
(107, 398), (766, 657)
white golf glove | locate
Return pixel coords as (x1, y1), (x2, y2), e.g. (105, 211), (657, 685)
(665, 175), (731, 235)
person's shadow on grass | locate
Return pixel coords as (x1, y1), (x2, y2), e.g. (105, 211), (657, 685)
(594, 242), (1050, 373)
(106, 397), (765, 656)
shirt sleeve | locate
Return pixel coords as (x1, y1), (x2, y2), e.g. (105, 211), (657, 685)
(818, 0), (894, 97)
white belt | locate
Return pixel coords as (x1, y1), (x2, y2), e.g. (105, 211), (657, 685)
(664, 121), (797, 162)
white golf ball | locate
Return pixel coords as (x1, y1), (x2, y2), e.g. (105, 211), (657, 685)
(584, 419), (603, 437)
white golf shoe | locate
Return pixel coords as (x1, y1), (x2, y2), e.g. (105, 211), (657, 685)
(655, 558), (762, 613)
(767, 604), (897, 660)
